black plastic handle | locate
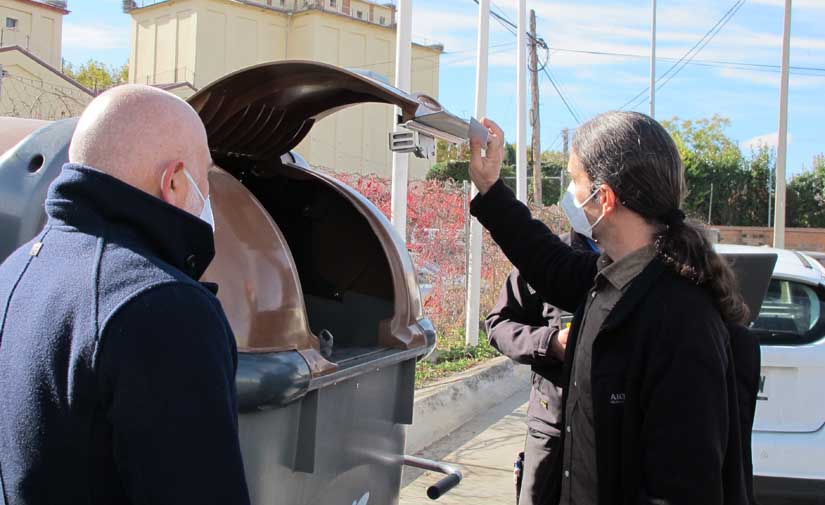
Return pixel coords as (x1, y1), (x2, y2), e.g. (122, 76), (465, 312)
(427, 473), (462, 500)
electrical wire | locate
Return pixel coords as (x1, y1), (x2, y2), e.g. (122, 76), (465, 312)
(542, 67), (583, 124)
(467, 0), (581, 124)
(619, 0), (747, 110)
(548, 47), (825, 74)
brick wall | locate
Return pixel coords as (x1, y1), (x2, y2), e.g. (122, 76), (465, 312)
(715, 226), (825, 252)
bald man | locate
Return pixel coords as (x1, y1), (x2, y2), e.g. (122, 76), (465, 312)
(0, 85), (251, 505)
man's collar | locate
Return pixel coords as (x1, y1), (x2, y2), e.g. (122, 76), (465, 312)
(45, 164), (215, 279)
(597, 243), (658, 291)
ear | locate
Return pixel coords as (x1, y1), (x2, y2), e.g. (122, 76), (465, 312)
(159, 161), (185, 206)
(600, 184), (618, 216)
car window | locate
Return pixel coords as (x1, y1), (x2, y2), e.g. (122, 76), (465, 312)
(752, 278), (825, 345)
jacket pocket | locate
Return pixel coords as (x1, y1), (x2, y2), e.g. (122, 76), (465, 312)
(527, 386), (562, 436)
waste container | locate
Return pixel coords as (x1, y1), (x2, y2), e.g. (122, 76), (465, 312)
(0, 61), (475, 504)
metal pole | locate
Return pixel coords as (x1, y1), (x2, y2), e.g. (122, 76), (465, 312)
(561, 127), (569, 197)
(390, 0), (412, 241)
(768, 164), (773, 227)
(529, 9), (541, 205)
(516, 0), (528, 203)
(708, 183), (713, 225)
(649, 0), (657, 117)
(774, 0), (792, 249)
(464, 0), (489, 348)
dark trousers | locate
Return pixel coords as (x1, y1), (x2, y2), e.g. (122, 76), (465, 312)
(518, 425), (559, 505)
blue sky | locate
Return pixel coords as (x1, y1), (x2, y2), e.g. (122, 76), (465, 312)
(62, 0), (824, 175)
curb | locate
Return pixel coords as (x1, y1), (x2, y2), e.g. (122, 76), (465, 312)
(405, 355), (531, 454)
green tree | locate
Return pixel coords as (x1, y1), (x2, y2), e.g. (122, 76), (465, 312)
(787, 155), (825, 228)
(662, 115), (749, 225)
(63, 59), (128, 94)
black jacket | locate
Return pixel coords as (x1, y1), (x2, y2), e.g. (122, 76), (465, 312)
(0, 165), (250, 505)
(471, 180), (749, 505)
(485, 233), (594, 435)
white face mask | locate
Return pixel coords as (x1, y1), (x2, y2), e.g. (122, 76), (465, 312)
(181, 168), (215, 230)
(560, 181), (604, 240)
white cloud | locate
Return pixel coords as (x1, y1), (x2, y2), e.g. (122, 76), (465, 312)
(741, 131), (793, 152)
(63, 23), (129, 50)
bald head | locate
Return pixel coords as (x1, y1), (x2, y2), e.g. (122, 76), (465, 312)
(69, 84), (212, 219)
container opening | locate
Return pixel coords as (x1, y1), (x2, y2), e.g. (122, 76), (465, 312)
(217, 156), (395, 360)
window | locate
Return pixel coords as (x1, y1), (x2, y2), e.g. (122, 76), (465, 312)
(6, 18), (18, 30)
(751, 278), (825, 345)
(330, 0), (337, 6)
(279, 0), (285, 6)
(379, 16), (386, 24)
(356, 10), (363, 19)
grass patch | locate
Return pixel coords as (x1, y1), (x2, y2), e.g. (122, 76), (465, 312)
(415, 329), (501, 388)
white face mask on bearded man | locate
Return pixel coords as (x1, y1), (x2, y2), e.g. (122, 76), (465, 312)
(560, 181), (604, 240)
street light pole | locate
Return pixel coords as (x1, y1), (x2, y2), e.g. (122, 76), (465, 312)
(649, 0), (657, 118)
(773, 0), (792, 248)
(390, 0), (412, 242)
(516, 0), (528, 203)
(464, 0), (489, 348)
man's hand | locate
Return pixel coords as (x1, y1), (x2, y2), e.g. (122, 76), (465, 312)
(469, 118), (505, 194)
(550, 326), (570, 361)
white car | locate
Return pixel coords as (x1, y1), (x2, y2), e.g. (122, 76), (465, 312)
(717, 244), (825, 504)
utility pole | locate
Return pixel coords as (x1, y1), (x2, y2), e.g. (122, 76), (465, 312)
(774, 0), (792, 249)
(649, 0), (657, 118)
(390, 0), (412, 242)
(529, 9), (541, 205)
(464, 0), (489, 348)
(516, 0), (528, 203)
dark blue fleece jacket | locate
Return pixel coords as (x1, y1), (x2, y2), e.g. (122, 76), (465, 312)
(0, 164), (250, 505)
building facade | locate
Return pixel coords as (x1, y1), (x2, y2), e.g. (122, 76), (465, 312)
(0, 1), (93, 121)
(126, 0), (442, 178)
(0, 0), (65, 67)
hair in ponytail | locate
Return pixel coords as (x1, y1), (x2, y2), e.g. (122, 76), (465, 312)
(572, 111), (749, 324)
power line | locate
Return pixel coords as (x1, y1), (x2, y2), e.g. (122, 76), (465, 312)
(629, 0), (749, 110)
(541, 67), (582, 124)
(619, 0), (746, 110)
(548, 47), (825, 74)
(468, 0), (581, 124)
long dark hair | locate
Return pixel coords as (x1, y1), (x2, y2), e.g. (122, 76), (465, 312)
(572, 111), (749, 324)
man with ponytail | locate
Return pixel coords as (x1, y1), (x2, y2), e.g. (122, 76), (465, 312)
(468, 112), (753, 505)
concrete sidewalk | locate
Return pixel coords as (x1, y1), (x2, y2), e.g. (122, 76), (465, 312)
(400, 391), (529, 505)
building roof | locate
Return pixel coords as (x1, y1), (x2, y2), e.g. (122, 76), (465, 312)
(0, 46), (93, 96)
(9, 0), (69, 15)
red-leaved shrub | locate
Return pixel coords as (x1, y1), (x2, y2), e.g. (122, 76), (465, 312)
(332, 171), (566, 347)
